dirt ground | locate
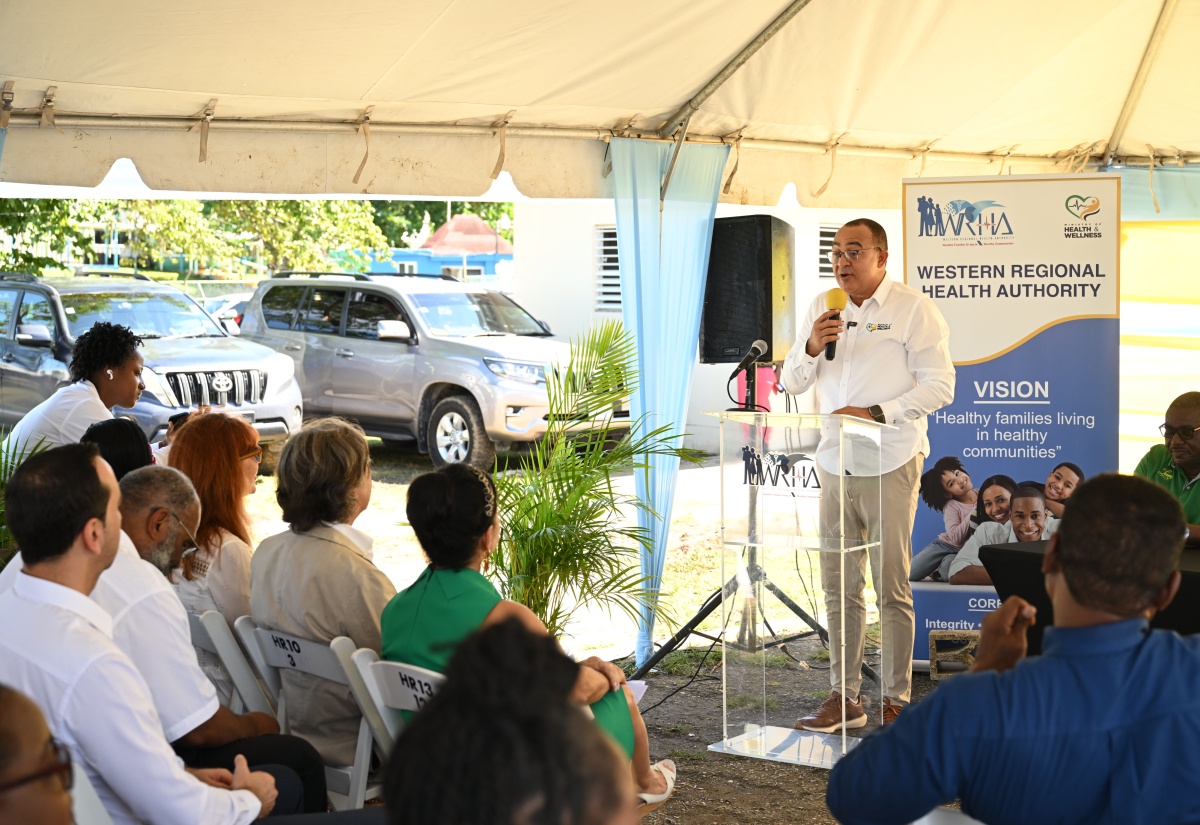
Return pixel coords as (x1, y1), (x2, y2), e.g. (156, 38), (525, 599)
(630, 638), (938, 825)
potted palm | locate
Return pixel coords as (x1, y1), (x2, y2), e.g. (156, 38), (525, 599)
(0, 433), (45, 571)
(489, 320), (701, 638)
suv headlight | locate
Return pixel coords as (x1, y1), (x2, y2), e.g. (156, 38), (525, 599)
(140, 368), (175, 406)
(484, 358), (546, 385)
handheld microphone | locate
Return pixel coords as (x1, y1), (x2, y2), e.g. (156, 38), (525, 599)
(824, 287), (848, 361)
(728, 339), (768, 380)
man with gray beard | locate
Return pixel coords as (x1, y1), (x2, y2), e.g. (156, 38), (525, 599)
(117, 466), (327, 812)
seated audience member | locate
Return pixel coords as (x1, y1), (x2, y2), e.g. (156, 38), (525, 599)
(120, 466), (328, 813)
(251, 418), (397, 767)
(153, 408), (202, 467)
(0, 461), (324, 811)
(827, 474), (1200, 825)
(1135, 391), (1200, 545)
(2, 323), (144, 454)
(170, 413), (261, 705)
(946, 487), (1057, 585)
(382, 465), (675, 813)
(80, 417), (154, 480)
(910, 457), (978, 582)
(0, 444), (282, 823)
(386, 619), (639, 825)
(0, 684), (73, 825)
(1020, 461), (1083, 519)
(971, 474), (1017, 529)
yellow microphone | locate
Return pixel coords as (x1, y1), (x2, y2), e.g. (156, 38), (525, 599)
(824, 287), (848, 361)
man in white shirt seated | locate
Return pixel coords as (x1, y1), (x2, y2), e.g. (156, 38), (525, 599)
(0, 443), (281, 824)
(947, 487), (1058, 585)
(0, 462), (327, 812)
(118, 466), (329, 812)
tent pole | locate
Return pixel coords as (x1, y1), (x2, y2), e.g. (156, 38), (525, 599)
(1102, 0), (1180, 166)
(2, 111), (1194, 169)
(655, 0), (815, 139)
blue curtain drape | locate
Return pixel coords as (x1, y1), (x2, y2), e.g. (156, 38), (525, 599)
(610, 137), (729, 665)
(0, 128), (6, 173)
(1115, 166), (1200, 221)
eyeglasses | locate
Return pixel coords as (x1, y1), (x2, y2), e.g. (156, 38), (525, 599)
(0, 738), (73, 794)
(241, 445), (263, 463)
(826, 246), (882, 264)
(170, 510), (201, 558)
(1160, 424), (1197, 441)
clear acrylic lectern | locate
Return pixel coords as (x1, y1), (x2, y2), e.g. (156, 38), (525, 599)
(705, 411), (890, 769)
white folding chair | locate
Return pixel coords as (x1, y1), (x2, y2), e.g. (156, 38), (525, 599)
(234, 616), (383, 811)
(350, 647), (446, 755)
(71, 761), (114, 825)
(188, 611), (274, 715)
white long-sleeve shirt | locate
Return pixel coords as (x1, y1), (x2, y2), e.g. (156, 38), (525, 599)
(781, 277), (955, 474)
(0, 532), (220, 742)
(0, 573), (260, 825)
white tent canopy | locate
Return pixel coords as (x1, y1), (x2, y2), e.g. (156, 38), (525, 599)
(1, 0), (1196, 206)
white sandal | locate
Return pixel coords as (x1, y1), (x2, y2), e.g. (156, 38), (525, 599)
(637, 759), (677, 814)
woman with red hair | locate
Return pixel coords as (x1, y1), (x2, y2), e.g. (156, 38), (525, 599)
(169, 413), (262, 705)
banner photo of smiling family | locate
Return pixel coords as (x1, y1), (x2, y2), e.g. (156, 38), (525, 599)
(902, 173), (1120, 665)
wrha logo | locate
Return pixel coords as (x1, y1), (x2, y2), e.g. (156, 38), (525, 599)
(916, 195), (1013, 239)
(741, 447), (821, 494)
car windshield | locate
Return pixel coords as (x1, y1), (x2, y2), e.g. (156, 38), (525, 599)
(60, 291), (226, 340)
(408, 291), (547, 337)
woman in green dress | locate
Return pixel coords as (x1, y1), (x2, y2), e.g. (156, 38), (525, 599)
(381, 464), (675, 813)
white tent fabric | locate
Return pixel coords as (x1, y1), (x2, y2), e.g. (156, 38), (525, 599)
(1, 0), (1197, 206)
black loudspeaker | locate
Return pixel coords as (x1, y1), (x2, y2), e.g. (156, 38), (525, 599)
(699, 215), (794, 364)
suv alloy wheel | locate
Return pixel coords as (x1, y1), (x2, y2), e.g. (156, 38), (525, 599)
(427, 395), (495, 469)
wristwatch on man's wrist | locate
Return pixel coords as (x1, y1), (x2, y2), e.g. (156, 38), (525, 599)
(868, 404), (886, 423)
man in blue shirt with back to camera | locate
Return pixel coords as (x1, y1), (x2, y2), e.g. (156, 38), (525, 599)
(827, 473), (1200, 825)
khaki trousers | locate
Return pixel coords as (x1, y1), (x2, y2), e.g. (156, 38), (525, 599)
(817, 453), (923, 703)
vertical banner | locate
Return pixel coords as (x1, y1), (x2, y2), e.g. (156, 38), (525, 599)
(902, 173), (1120, 662)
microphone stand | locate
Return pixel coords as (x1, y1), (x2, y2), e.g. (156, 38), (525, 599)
(742, 362), (758, 413)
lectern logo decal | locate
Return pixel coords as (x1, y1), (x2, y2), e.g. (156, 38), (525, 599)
(741, 446), (820, 493)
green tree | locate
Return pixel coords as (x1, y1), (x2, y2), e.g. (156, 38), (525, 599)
(0, 198), (100, 273)
(207, 200), (389, 272)
(370, 201), (514, 248)
(99, 200), (235, 271)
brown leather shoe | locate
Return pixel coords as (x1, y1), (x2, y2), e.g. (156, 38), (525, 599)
(794, 691), (867, 733)
(882, 697), (903, 726)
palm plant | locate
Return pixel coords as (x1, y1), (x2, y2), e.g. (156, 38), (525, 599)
(489, 320), (702, 638)
(0, 432), (45, 571)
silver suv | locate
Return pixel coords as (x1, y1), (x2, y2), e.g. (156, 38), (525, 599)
(239, 273), (592, 467)
(0, 274), (304, 459)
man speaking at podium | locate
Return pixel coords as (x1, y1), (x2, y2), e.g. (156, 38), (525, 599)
(781, 219), (954, 729)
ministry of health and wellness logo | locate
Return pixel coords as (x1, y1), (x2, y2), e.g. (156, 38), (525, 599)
(1063, 194), (1102, 239)
(916, 195), (1014, 247)
(1065, 195), (1101, 221)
